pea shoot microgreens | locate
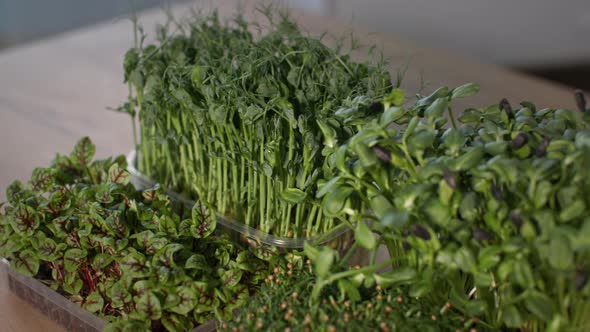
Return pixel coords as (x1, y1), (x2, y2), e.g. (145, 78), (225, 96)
(121, 9), (392, 239)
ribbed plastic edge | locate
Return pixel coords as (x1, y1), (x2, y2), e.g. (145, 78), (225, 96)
(126, 150), (353, 249)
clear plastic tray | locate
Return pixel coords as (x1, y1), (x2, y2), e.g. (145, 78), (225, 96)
(127, 150), (354, 251)
(1, 258), (216, 332)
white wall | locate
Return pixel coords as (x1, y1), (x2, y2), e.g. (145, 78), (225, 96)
(328, 0), (590, 67)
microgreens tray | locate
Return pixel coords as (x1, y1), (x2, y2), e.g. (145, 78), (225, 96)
(1, 258), (216, 332)
(127, 150), (354, 251)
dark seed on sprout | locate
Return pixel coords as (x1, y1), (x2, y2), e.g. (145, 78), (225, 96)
(575, 90), (587, 113)
(499, 98), (514, 119)
(473, 228), (493, 241)
(491, 180), (503, 201)
(535, 137), (551, 157)
(575, 269), (588, 290)
(402, 241), (411, 250)
(510, 210), (523, 228)
(372, 145), (392, 163)
(370, 101), (384, 113)
(511, 132), (528, 150)
(411, 224), (431, 240)
(443, 168), (457, 190)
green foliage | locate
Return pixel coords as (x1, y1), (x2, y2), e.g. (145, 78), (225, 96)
(0, 137), (274, 331)
(221, 255), (466, 331)
(317, 85), (590, 331)
(124, 10), (393, 238)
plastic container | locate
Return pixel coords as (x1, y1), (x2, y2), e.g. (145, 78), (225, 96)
(127, 150), (355, 251)
(0, 258), (216, 332)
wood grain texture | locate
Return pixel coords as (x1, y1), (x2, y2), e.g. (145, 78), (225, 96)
(0, 0), (579, 330)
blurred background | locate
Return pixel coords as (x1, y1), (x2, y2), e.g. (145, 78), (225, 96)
(1, 0), (589, 89)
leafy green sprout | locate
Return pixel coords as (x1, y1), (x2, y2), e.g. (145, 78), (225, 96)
(119, 9), (393, 239)
(0, 137), (279, 332)
(313, 85), (590, 331)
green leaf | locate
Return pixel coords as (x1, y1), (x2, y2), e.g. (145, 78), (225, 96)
(465, 299), (488, 316)
(381, 107), (405, 126)
(191, 65), (206, 87)
(10, 204), (41, 235)
(119, 252), (150, 277)
(424, 98), (448, 119)
(37, 236), (60, 261)
(525, 291), (554, 321)
(303, 242), (320, 261)
(384, 88), (405, 108)
(107, 163), (131, 185)
(338, 279), (361, 302)
(83, 292), (104, 313)
(185, 254), (208, 271)
(474, 272), (494, 287)
(380, 208), (409, 230)
(354, 143), (378, 168)
(451, 146), (484, 171)
(409, 281), (432, 297)
(189, 201), (216, 238)
(63, 248), (87, 272)
(534, 181), (553, 208)
(12, 250), (40, 276)
(70, 136), (95, 166)
(559, 199), (585, 222)
(221, 269), (244, 288)
(29, 167), (56, 192)
(161, 314), (193, 332)
(451, 83), (480, 99)
(478, 246), (502, 270)
(374, 267), (416, 287)
(513, 259), (535, 288)
(280, 188), (307, 204)
(136, 291), (162, 320)
(315, 247), (335, 278)
(323, 186), (353, 216)
(355, 221), (376, 249)
(252, 245), (279, 262)
(453, 247), (476, 272)
(548, 234), (573, 270)
(316, 176), (342, 198)
(402, 116), (419, 143)
(369, 195), (393, 219)
(108, 281), (131, 309)
(92, 253), (114, 270)
(168, 286), (197, 315)
(416, 87), (449, 107)
(503, 305), (524, 328)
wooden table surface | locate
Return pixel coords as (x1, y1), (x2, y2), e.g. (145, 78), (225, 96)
(0, 0), (580, 331)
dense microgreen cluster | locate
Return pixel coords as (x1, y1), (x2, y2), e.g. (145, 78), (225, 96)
(0, 137), (276, 331)
(222, 253), (467, 332)
(316, 85), (590, 331)
(122, 9), (392, 238)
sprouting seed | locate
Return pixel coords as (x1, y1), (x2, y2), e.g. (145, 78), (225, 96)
(575, 90), (587, 113)
(575, 269), (588, 290)
(472, 228), (493, 242)
(370, 101), (384, 113)
(511, 132), (528, 149)
(535, 137), (551, 157)
(402, 241), (411, 250)
(372, 145), (392, 163)
(491, 180), (503, 201)
(443, 168), (457, 189)
(499, 98), (514, 119)
(510, 210), (523, 228)
(410, 224), (431, 240)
